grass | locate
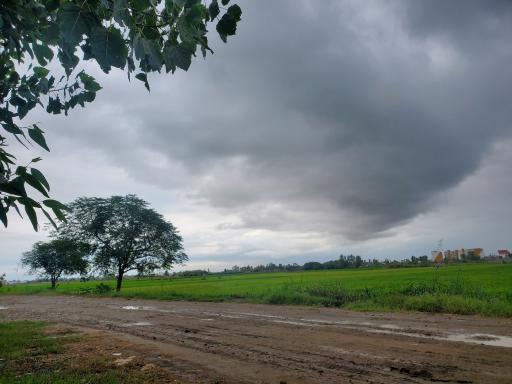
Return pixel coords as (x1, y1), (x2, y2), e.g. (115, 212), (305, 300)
(2, 262), (512, 317)
(0, 321), (178, 383)
(0, 321), (63, 360)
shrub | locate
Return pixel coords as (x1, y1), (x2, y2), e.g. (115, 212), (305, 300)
(95, 283), (112, 294)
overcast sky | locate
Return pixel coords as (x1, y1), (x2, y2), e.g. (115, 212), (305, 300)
(2, 0), (512, 279)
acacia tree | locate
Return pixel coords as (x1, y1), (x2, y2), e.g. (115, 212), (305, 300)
(61, 194), (187, 291)
(0, 0), (242, 230)
(21, 239), (89, 288)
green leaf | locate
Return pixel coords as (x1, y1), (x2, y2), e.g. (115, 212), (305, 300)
(51, 207), (67, 222)
(38, 77), (50, 93)
(41, 207), (58, 229)
(28, 125), (50, 151)
(227, 4), (242, 20)
(45, 0), (60, 12)
(18, 197), (41, 208)
(21, 172), (50, 198)
(46, 97), (62, 114)
(135, 73), (150, 91)
(0, 200), (7, 227)
(90, 27), (128, 73)
(57, 43), (80, 75)
(78, 72), (102, 92)
(216, 5), (242, 42)
(133, 35), (163, 71)
(22, 201), (38, 231)
(57, 3), (100, 45)
(185, 2), (204, 24)
(0, 177), (27, 197)
(131, 0), (152, 11)
(2, 122), (24, 135)
(163, 43), (193, 72)
(113, 0), (132, 26)
(33, 66), (49, 78)
(33, 44), (54, 66)
(43, 199), (70, 211)
(221, 0), (230, 5)
(173, 0), (187, 7)
(30, 168), (50, 191)
(8, 200), (23, 218)
(209, 0), (220, 21)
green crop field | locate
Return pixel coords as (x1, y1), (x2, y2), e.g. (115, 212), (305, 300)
(2, 263), (512, 317)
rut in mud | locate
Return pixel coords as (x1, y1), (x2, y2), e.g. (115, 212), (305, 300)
(1, 295), (511, 383)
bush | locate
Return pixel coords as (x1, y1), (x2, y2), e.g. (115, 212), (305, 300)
(78, 287), (93, 295)
(77, 283), (112, 295)
(95, 283), (112, 294)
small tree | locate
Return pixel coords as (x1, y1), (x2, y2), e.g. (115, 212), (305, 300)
(61, 195), (187, 291)
(21, 239), (89, 288)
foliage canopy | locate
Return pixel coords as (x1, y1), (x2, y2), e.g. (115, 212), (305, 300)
(0, 0), (242, 230)
(21, 238), (89, 288)
(60, 194), (187, 290)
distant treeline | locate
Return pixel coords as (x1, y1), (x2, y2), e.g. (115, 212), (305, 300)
(22, 255), (491, 282)
(168, 254), (435, 277)
(221, 254), (433, 274)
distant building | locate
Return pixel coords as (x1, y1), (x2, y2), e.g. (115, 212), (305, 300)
(497, 250), (510, 259)
(444, 249), (463, 261)
(466, 248), (484, 259)
(434, 247), (484, 262)
(431, 251), (444, 263)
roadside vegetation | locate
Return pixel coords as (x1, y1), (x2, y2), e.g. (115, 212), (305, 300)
(0, 321), (178, 383)
(2, 263), (512, 317)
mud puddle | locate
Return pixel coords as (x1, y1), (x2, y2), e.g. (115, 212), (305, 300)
(279, 316), (512, 348)
(123, 321), (152, 327)
(118, 305), (512, 348)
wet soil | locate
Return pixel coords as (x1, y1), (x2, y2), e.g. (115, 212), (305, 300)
(1, 295), (511, 383)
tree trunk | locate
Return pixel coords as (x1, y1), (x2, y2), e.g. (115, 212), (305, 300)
(116, 269), (124, 291)
(51, 277), (56, 289)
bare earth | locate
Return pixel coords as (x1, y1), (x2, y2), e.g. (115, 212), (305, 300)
(1, 295), (511, 383)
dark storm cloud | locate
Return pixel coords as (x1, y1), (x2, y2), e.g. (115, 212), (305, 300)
(43, 0), (512, 240)
(402, 0), (512, 43)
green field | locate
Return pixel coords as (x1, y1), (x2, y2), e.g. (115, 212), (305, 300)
(2, 263), (512, 317)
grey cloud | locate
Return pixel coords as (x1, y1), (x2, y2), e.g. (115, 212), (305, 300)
(37, 0), (512, 240)
(402, 0), (512, 44)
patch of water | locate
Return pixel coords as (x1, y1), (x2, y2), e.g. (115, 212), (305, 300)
(272, 319), (318, 327)
(272, 316), (512, 348)
(119, 305), (175, 314)
(123, 321), (152, 327)
(114, 305), (512, 348)
(231, 312), (285, 319)
(445, 333), (512, 348)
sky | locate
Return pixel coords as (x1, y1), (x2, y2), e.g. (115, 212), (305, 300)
(2, 0), (512, 279)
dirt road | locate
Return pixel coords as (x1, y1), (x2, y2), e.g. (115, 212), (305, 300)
(1, 295), (511, 383)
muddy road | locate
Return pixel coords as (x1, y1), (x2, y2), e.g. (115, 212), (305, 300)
(1, 295), (511, 383)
